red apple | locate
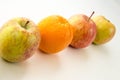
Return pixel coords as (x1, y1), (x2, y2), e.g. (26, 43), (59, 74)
(68, 12), (97, 48)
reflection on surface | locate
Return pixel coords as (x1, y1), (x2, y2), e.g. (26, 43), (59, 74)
(0, 58), (28, 80)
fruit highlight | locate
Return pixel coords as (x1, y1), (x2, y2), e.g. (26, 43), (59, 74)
(0, 17), (40, 62)
(69, 12), (97, 48)
(37, 15), (73, 54)
(0, 13), (116, 63)
(92, 15), (116, 45)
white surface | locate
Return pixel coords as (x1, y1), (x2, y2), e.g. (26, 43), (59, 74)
(0, 0), (120, 80)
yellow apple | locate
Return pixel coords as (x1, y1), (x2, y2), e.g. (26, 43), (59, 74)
(92, 16), (116, 45)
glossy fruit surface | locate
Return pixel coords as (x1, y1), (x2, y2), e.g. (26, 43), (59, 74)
(69, 13), (96, 48)
(38, 15), (73, 54)
(0, 17), (40, 62)
(92, 16), (116, 45)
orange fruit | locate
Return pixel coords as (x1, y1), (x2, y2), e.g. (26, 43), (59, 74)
(37, 15), (73, 54)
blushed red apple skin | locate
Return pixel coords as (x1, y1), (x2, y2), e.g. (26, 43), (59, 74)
(0, 17), (40, 63)
(68, 14), (97, 48)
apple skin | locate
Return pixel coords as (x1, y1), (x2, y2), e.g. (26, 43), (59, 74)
(92, 16), (116, 45)
(0, 17), (40, 62)
(68, 14), (97, 48)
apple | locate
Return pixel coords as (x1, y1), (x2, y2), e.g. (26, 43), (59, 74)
(68, 12), (97, 48)
(0, 17), (40, 62)
(92, 16), (116, 45)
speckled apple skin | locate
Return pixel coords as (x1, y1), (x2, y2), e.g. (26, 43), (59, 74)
(0, 18), (40, 62)
(69, 14), (97, 48)
(92, 16), (116, 45)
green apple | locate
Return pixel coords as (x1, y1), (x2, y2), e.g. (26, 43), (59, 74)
(0, 17), (40, 62)
(92, 16), (116, 45)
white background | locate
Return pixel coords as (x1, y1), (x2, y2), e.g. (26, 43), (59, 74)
(0, 0), (120, 80)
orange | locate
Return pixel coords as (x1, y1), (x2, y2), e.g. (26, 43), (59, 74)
(37, 15), (73, 54)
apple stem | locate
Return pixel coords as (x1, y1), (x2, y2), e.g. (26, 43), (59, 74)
(24, 21), (29, 27)
(88, 11), (95, 21)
